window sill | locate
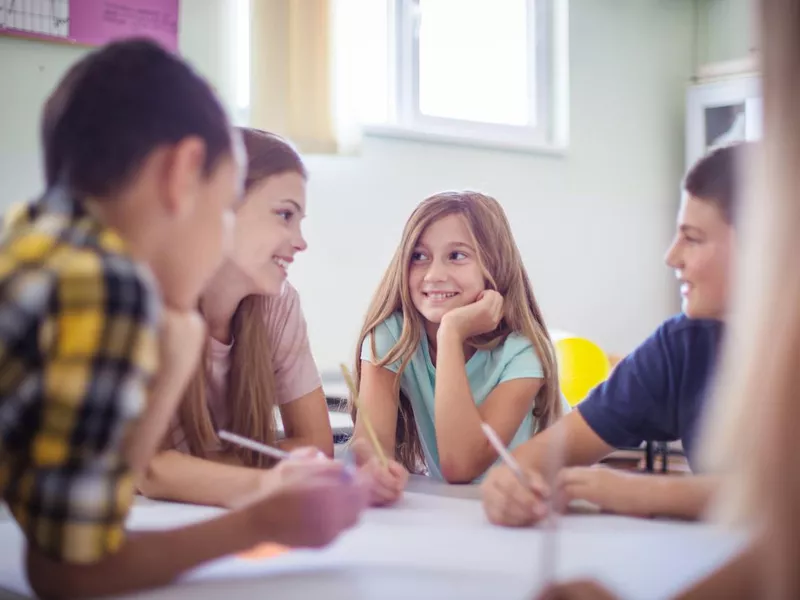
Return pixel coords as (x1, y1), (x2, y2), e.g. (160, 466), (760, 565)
(363, 124), (567, 157)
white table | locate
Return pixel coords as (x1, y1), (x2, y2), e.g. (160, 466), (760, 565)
(0, 476), (747, 600)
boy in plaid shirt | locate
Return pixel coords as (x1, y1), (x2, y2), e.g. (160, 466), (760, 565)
(0, 39), (366, 599)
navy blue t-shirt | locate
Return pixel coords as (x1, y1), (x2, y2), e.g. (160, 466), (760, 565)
(577, 315), (723, 471)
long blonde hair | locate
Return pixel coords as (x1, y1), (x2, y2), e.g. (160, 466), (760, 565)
(352, 191), (561, 472)
(699, 2), (800, 598)
(174, 128), (307, 468)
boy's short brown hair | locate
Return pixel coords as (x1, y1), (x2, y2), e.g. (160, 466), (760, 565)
(683, 142), (753, 225)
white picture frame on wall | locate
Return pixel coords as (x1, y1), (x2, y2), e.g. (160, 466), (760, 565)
(685, 74), (762, 171)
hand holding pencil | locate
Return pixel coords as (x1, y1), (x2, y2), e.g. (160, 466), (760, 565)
(479, 426), (552, 526)
(341, 363), (408, 507)
(216, 429), (369, 547)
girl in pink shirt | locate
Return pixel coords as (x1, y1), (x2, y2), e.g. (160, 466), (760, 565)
(139, 128), (334, 508)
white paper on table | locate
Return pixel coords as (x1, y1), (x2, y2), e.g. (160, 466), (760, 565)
(175, 492), (749, 600)
(125, 501), (225, 531)
(0, 494), (751, 600)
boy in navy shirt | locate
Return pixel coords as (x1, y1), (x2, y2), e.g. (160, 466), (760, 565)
(481, 143), (747, 525)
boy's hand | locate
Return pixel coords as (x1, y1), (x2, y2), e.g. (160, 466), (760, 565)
(125, 309), (206, 471)
(245, 460), (369, 548)
(556, 466), (651, 517)
(231, 448), (332, 505)
(159, 308), (207, 385)
(481, 463), (550, 526)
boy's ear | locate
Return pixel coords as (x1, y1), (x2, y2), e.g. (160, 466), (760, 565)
(164, 136), (207, 217)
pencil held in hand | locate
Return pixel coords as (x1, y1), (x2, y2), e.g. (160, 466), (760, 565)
(219, 430), (289, 461)
(340, 363), (389, 468)
(481, 423), (526, 479)
(481, 422), (558, 590)
(481, 423), (548, 497)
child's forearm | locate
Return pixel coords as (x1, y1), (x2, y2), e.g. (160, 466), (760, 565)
(27, 508), (261, 600)
(643, 475), (719, 520)
(513, 410), (615, 472)
(138, 450), (268, 508)
(433, 327), (489, 482)
(353, 361), (402, 461)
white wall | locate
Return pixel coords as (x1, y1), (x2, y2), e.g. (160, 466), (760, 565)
(696, 0), (754, 65)
(0, 37), (87, 204)
(0, 0), (695, 375)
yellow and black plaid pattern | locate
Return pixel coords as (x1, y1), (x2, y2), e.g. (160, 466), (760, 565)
(0, 188), (159, 564)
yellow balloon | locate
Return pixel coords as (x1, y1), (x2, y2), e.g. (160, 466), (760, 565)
(554, 336), (611, 407)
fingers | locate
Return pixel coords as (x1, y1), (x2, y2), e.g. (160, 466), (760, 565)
(507, 476), (547, 521)
(349, 440), (406, 505)
(478, 290), (503, 307)
(556, 467), (584, 485)
(526, 469), (551, 497)
(481, 468), (548, 527)
(484, 290), (504, 323)
(331, 476), (370, 528)
(483, 485), (538, 526)
(388, 461), (409, 484)
(366, 459), (407, 506)
(555, 467), (617, 514)
(249, 470), (369, 549)
(556, 466), (604, 485)
(555, 467), (586, 504)
(311, 468), (370, 540)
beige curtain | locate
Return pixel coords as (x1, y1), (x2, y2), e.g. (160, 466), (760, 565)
(250, 0), (336, 153)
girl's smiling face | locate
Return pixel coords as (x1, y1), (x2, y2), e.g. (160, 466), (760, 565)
(229, 170), (308, 295)
(408, 213), (486, 324)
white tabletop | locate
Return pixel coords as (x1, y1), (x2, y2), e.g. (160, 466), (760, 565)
(0, 476), (747, 600)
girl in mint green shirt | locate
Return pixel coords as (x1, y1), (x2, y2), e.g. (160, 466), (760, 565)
(350, 191), (564, 504)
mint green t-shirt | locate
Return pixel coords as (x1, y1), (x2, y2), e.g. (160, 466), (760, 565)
(360, 312), (560, 481)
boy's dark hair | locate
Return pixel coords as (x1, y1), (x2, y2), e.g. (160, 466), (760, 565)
(683, 142), (752, 225)
(42, 38), (232, 197)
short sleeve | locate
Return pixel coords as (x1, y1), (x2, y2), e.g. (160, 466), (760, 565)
(5, 252), (159, 564)
(577, 321), (678, 449)
(263, 284), (322, 404)
(498, 334), (545, 383)
(359, 314), (403, 373)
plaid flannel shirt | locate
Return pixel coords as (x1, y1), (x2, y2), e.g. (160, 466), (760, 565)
(0, 188), (160, 564)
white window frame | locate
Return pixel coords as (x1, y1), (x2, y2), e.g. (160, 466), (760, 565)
(231, 0), (252, 127)
(366, 0), (567, 153)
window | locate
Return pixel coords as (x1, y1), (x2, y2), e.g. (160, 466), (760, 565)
(367, 0), (566, 152)
(232, 0), (251, 126)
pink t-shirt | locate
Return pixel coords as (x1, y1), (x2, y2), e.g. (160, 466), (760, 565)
(171, 283), (321, 453)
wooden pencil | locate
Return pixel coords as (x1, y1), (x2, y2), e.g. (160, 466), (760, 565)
(340, 363), (389, 468)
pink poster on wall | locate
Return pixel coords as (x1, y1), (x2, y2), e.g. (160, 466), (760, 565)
(71, 0), (179, 52)
(0, 0), (180, 53)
